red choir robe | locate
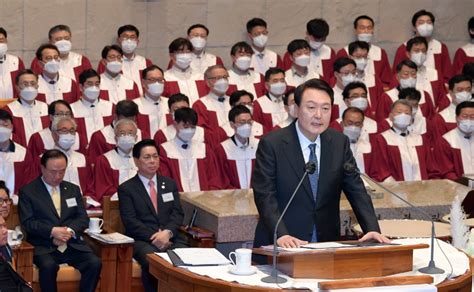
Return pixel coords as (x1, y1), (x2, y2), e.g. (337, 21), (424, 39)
(192, 93), (231, 140)
(428, 102), (458, 142)
(133, 96), (169, 138)
(0, 54), (25, 99)
(415, 67), (448, 111)
(228, 68), (266, 98)
(336, 44), (392, 87)
(349, 136), (390, 182)
(376, 87), (435, 121)
(433, 128), (474, 180)
(99, 73), (140, 104)
(252, 94), (289, 133)
(250, 47), (284, 75)
(71, 98), (114, 144)
(0, 140), (33, 194)
(31, 51), (92, 81)
(215, 136), (259, 189)
(94, 148), (138, 204)
(283, 44), (336, 83)
(166, 51), (224, 75)
(377, 114), (431, 143)
(27, 127), (86, 158)
(453, 43), (474, 75)
(329, 116), (379, 141)
(4, 99), (49, 147)
(392, 39), (452, 83)
(284, 68), (320, 88)
(163, 67), (204, 105)
(159, 139), (222, 192)
(36, 73), (80, 104)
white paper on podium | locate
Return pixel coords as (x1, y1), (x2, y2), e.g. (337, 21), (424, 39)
(173, 248), (231, 266)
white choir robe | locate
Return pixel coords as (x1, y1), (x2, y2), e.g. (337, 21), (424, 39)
(121, 54), (153, 96)
(159, 139), (223, 192)
(376, 87), (435, 121)
(192, 93), (231, 141)
(99, 72), (140, 104)
(349, 137), (389, 182)
(163, 67), (203, 105)
(0, 141), (32, 194)
(284, 68), (320, 88)
(0, 54), (25, 99)
(250, 47), (283, 75)
(94, 148), (137, 203)
(453, 43), (474, 75)
(133, 95), (169, 138)
(228, 68), (266, 98)
(330, 85), (344, 123)
(252, 94), (288, 133)
(416, 67), (447, 110)
(215, 137), (259, 189)
(428, 102), (458, 142)
(154, 124), (210, 146)
(274, 117), (295, 130)
(31, 51), (92, 82)
(37, 73), (80, 104)
(329, 116), (379, 140)
(71, 98), (114, 144)
(5, 99), (49, 147)
(27, 127), (86, 158)
(189, 51), (223, 75)
(282, 45), (336, 83)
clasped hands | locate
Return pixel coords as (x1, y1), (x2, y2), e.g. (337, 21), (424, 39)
(51, 226), (73, 246)
(277, 231), (390, 248)
(150, 229), (172, 251)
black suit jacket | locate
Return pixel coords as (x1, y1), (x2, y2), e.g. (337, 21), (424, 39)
(19, 177), (91, 256)
(118, 174), (185, 246)
(252, 122), (380, 248)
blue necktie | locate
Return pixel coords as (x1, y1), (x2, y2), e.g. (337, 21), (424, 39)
(308, 143), (319, 242)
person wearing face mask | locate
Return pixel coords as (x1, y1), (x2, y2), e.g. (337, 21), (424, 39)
(215, 105), (259, 189)
(252, 68), (289, 132)
(398, 88), (430, 140)
(163, 38), (203, 105)
(433, 101), (474, 180)
(336, 16), (392, 88)
(393, 10), (452, 84)
(246, 18), (283, 75)
(285, 39), (320, 88)
(430, 75), (473, 142)
(30, 25), (92, 82)
(463, 62), (474, 95)
(94, 118), (138, 204)
(4, 70), (49, 147)
(0, 27), (26, 99)
(159, 108), (223, 192)
(88, 100), (146, 164)
(275, 89), (297, 129)
(99, 45), (140, 105)
(282, 18), (336, 83)
(229, 90), (265, 138)
(373, 100), (434, 181)
(330, 57), (359, 122)
(35, 44), (80, 105)
(453, 18), (474, 76)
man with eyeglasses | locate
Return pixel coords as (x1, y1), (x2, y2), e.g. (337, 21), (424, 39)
(4, 70), (49, 147)
(35, 44), (80, 105)
(331, 57), (360, 122)
(0, 27), (26, 99)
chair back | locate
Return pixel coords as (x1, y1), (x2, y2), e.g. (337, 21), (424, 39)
(102, 196), (125, 234)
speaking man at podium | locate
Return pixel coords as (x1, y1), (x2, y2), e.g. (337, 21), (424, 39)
(252, 78), (389, 255)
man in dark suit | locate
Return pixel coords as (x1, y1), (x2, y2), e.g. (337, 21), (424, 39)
(253, 78), (388, 252)
(19, 149), (101, 292)
(118, 139), (187, 292)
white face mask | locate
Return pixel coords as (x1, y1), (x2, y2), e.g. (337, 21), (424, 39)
(253, 34), (268, 48)
(190, 37), (206, 51)
(350, 97), (368, 111)
(341, 74), (358, 87)
(417, 23), (434, 37)
(0, 43), (8, 57)
(178, 127), (196, 142)
(83, 86), (100, 101)
(454, 91), (472, 104)
(0, 127), (12, 143)
(399, 77), (417, 89)
(288, 104), (298, 119)
(175, 53), (193, 70)
(55, 40), (72, 55)
(58, 133), (75, 150)
(213, 78), (229, 95)
(20, 87), (38, 101)
(354, 58), (368, 71)
(44, 60), (60, 74)
(357, 33), (373, 43)
(147, 82), (164, 97)
(117, 135), (136, 152)
(309, 40), (323, 50)
(410, 52), (427, 67)
(106, 61), (122, 74)
(236, 123), (252, 139)
(458, 119), (474, 135)
(270, 82), (286, 96)
(121, 39), (138, 54)
(393, 113), (412, 130)
(343, 125), (362, 142)
(293, 55), (310, 67)
(235, 56), (252, 71)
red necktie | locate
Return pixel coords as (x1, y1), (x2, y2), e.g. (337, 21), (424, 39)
(149, 180), (158, 213)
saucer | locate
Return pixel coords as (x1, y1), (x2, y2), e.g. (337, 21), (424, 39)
(228, 266), (257, 276)
(87, 229), (102, 234)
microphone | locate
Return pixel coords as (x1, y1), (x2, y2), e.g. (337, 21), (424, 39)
(261, 162), (316, 284)
(343, 162), (444, 274)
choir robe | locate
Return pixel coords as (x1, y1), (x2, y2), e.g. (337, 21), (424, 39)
(433, 128), (474, 180)
(31, 51), (92, 81)
(0, 54), (25, 99)
(284, 68), (320, 88)
(167, 51), (224, 75)
(4, 99), (49, 147)
(274, 117), (296, 130)
(416, 67), (447, 110)
(376, 87), (435, 121)
(373, 129), (432, 181)
(336, 44), (392, 87)
(94, 148), (137, 203)
(159, 139), (223, 192)
(349, 137), (390, 182)
(215, 136), (259, 189)
(252, 94), (288, 133)
(99, 72), (140, 104)
(36, 73), (80, 104)
(153, 124), (215, 146)
(87, 124), (144, 163)
(453, 43), (474, 75)
(163, 67), (203, 105)
(192, 93), (231, 133)
(250, 47), (284, 75)
(428, 102), (458, 143)
(0, 140), (33, 195)
(71, 98), (114, 144)
(329, 116), (379, 141)
(358, 73), (385, 119)
(283, 44), (336, 83)
(377, 115), (430, 143)
(133, 95), (169, 138)
(392, 39), (452, 83)
(27, 127), (86, 158)
(228, 68), (266, 98)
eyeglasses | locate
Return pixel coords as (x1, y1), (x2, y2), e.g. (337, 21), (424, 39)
(56, 128), (76, 135)
(43, 55), (60, 62)
(0, 198), (12, 206)
(207, 75), (229, 81)
(116, 133), (136, 138)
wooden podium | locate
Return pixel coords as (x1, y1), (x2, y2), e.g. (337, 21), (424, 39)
(254, 242), (429, 279)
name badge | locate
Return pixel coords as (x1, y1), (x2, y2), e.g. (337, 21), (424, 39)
(66, 198), (77, 208)
(162, 192), (174, 203)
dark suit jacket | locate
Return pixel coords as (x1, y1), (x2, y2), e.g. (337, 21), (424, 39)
(19, 177), (91, 256)
(118, 174), (185, 249)
(252, 122), (380, 248)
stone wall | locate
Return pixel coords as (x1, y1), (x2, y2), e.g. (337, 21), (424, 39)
(1, 0), (473, 70)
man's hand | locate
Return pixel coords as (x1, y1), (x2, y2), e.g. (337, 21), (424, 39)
(359, 231), (391, 243)
(150, 230), (172, 250)
(276, 235), (308, 248)
(51, 227), (72, 242)
(52, 238), (67, 246)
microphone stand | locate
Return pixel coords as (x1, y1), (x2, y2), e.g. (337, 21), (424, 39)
(261, 162), (316, 284)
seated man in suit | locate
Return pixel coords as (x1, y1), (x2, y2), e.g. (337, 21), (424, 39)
(19, 149), (101, 292)
(118, 139), (187, 292)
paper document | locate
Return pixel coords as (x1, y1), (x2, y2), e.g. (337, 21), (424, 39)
(173, 248), (231, 266)
(88, 232), (134, 244)
(302, 242), (352, 249)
